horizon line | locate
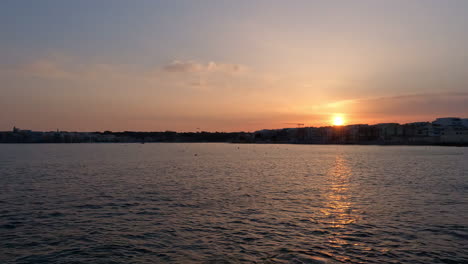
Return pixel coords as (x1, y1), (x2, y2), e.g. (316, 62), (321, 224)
(6, 116), (467, 134)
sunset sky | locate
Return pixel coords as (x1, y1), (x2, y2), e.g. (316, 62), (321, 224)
(1, 0), (467, 132)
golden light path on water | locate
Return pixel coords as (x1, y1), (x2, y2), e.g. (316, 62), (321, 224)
(320, 154), (362, 262)
(323, 156), (352, 223)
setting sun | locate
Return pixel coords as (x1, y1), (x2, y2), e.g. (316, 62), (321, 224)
(332, 115), (345, 126)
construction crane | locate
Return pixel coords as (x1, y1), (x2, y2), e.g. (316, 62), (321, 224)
(284, 123), (305, 128)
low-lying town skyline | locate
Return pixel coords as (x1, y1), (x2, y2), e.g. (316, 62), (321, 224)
(5, 116), (468, 133)
(2, 117), (467, 146)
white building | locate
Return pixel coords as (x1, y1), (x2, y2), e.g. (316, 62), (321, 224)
(440, 126), (468, 144)
(462, 118), (468, 128)
(432, 117), (463, 127)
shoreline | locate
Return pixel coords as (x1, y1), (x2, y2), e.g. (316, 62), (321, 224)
(1, 142), (466, 147)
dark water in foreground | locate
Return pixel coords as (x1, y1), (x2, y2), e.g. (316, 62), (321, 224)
(0, 144), (467, 264)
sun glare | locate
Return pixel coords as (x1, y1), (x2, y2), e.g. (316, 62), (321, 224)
(332, 115), (345, 126)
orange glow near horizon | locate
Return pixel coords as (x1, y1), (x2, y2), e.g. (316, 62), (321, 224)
(332, 114), (345, 126)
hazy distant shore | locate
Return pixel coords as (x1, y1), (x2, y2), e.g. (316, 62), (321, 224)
(1, 141), (466, 147)
(3, 117), (468, 146)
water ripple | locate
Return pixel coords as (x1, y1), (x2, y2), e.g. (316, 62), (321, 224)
(0, 144), (467, 263)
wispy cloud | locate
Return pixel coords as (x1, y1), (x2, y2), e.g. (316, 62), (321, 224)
(163, 60), (247, 74)
(313, 92), (468, 124)
(356, 92), (468, 116)
(1, 58), (251, 92)
(19, 59), (76, 80)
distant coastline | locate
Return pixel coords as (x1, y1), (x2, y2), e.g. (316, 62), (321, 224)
(2, 117), (467, 146)
(1, 142), (466, 147)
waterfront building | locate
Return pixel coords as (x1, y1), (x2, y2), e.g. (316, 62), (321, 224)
(433, 117), (463, 127)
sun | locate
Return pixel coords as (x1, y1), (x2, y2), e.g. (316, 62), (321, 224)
(332, 114), (345, 126)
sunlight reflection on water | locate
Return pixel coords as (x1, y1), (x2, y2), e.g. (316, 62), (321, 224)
(323, 154), (356, 228)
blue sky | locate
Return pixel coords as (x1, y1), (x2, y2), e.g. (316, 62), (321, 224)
(1, 0), (467, 131)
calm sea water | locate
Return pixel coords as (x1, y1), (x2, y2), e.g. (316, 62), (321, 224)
(0, 144), (467, 264)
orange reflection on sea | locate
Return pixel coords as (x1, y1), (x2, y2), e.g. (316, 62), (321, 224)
(320, 154), (358, 229)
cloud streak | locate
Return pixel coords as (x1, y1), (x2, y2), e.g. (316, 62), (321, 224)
(314, 92), (468, 124)
(163, 60), (246, 74)
(19, 60), (76, 80)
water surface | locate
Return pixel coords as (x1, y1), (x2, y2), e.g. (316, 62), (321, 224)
(1, 144), (467, 263)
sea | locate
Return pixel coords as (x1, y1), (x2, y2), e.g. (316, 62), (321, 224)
(0, 143), (467, 263)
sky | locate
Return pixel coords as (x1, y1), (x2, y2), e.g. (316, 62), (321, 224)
(1, 0), (467, 132)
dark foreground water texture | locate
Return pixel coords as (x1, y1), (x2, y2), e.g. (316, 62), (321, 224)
(1, 144), (467, 263)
